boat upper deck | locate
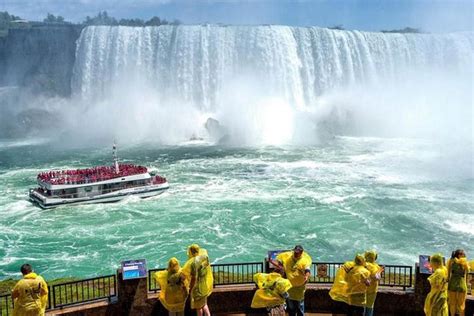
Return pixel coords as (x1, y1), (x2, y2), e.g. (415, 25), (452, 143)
(37, 164), (148, 186)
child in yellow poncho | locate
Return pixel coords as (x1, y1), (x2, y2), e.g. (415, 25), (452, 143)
(424, 253), (448, 316)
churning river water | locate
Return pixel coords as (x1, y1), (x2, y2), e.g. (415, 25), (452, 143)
(0, 137), (472, 280)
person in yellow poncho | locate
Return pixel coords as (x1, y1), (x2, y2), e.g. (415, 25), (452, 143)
(447, 249), (469, 316)
(329, 254), (370, 316)
(182, 244), (213, 316)
(154, 257), (189, 316)
(251, 272), (292, 315)
(271, 245), (312, 316)
(424, 253), (448, 316)
(11, 263), (48, 316)
(364, 250), (383, 316)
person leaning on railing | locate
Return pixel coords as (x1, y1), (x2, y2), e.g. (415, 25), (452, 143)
(154, 257), (189, 316)
(251, 271), (292, 315)
(364, 250), (383, 316)
(329, 254), (371, 316)
(447, 249), (469, 316)
(11, 263), (48, 316)
(270, 245), (312, 316)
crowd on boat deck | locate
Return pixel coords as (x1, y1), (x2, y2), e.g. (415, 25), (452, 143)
(36, 164), (148, 185)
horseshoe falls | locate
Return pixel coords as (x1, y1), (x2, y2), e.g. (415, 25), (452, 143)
(70, 25), (473, 145)
(0, 25), (472, 279)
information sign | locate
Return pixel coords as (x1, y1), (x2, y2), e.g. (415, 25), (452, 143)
(121, 259), (147, 280)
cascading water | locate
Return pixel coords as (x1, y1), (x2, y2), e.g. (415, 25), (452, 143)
(70, 25), (473, 145)
(73, 25), (472, 106)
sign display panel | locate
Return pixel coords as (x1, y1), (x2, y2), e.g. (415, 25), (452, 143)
(419, 255), (445, 274)
(419, 255), (432, 274)
(268, 250), (289, 269)
(121, 259), (147, 280)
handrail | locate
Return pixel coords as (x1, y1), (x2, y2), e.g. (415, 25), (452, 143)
(51, 275), (117, 308)
(379, 264), (413, 290)
(148, 262), (264, 292)
(0, 293), (14, 316)
(309, 262), (413, 289)
(212, 262), (264, 286)
(0, 261), (418, 311)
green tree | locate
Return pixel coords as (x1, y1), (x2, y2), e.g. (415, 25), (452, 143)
(381, 27), (421, 33)
(0, 11), (22, 35)
(328, 24), (344, 30)
(83, 11), (117, 26)
(43, 13), (65, 23)
(118, 18), (145, 26)
(145, 16), (161, 26)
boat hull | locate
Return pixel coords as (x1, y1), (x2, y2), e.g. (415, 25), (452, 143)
(29, 183), (169, 209)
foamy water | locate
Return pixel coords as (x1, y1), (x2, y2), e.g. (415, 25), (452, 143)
(0, 137), (472, 279)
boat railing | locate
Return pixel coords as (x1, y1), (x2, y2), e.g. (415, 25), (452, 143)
(33, 179), (167, 199)
(37, 164), (148, 186)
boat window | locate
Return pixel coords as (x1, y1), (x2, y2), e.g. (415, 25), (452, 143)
(84, 186), (92, 192)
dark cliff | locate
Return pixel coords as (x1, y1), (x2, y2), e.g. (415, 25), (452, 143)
(0, 25), (82, 96)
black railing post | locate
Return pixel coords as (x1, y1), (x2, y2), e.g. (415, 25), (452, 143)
(52, 285), (56, 309)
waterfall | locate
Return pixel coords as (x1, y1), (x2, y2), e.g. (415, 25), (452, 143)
(71, 25), (473, 144)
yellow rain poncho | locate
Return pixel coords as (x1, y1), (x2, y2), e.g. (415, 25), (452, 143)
(276, 250), (312, 301)
(424, 254), (448, 316)
(329, 255), (370, 307)
(12, 272), (48, 316)
(329, 261), (354, 303)
(251, 273), (292, 308)
(154, 258), (189, 312)
(365, 250), (382, 308)
(182, 244), (214, 309)
(447, 256), (469, 316)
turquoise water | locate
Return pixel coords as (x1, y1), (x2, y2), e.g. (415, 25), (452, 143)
(0, 137), (472, 280)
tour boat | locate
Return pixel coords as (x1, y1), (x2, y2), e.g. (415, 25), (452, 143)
(29, 145), (169, 209)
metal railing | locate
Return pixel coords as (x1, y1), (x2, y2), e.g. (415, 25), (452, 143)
(309, 262), (412, 289)
(51, 275), (117, 308)
(310, 262), (342, 283)
(0, 293), (14, 316)
(0, 261), (416, 312)
(148, 262), (265, 292)
(380, 265), (412, 289)
(468, 272), (474, 295)
(212, 262), (264, 285)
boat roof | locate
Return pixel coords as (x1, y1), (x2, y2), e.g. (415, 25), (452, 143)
(37, 164), (148, 187)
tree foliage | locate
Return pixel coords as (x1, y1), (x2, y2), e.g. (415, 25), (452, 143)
(328, 24), (344, 30)
(0, 11), (21, 27)
(82, 11), (180, 26)
(43, 13), (65, 23)
(381, 27), (421, 33)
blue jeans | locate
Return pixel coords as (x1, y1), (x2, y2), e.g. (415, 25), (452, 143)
(364, 307), (373, 316)
(287, 299), (304, 316)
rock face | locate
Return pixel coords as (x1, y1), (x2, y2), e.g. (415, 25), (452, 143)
(0, 25), (82, 97)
